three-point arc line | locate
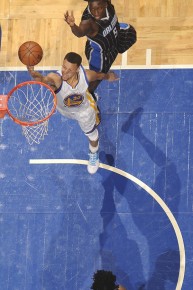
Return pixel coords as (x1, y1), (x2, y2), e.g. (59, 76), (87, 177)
(29, 158), (185, 290)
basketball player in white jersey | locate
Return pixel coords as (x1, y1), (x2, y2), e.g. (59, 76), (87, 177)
(27, 52), (118, 174)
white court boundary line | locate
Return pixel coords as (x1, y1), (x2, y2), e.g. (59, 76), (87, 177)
(29, 158), (185, 290)
(1, 46), (193, 70)
(1, 64), (193, 71)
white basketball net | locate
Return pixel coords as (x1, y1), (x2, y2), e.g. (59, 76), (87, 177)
(7, 81), (56, 145)
(22, 120), (49, 145)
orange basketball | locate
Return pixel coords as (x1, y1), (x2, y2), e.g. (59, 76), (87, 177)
(18, 41), (43, 66)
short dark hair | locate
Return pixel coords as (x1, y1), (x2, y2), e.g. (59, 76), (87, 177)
(91, 270), (119, 290)
(64, 52), (82, 67)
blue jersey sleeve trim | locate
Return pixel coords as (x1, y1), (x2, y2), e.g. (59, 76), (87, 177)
(55, 82), (62, 94)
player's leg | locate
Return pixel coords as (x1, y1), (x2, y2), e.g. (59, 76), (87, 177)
(85, 40), (106, 98)
(77, 102), (100, 174)
(85, 41), (103, 97)
(117, 23), (137, 53)
(88, 80), (102, 98)
(86, 128), (99, 174)
(86, 42), (118, 98)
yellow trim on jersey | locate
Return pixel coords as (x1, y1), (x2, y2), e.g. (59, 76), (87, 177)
(86, 90), (101, 126)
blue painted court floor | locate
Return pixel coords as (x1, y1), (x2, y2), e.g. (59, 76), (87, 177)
(0, 68), (193, 290)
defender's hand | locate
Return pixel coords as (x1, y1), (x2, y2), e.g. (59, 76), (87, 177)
(64, 11), (75, 27)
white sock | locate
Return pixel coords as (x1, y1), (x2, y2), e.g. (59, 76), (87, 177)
(89, 142), (99, 153)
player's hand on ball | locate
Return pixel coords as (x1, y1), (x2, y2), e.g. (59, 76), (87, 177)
(18, 41), (43, 66)
(27, 66), (34, 71)
(64, 11), (75, 27)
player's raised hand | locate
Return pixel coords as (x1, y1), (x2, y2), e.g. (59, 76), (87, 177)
(27, 66), (34, 71)
(64, 11), (75, 27)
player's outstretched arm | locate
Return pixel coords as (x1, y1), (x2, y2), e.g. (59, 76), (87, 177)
(119, 285), (126, 290)
(27, 66), (60, 91)
(27, 66), (44, 82)
(86, 70), (119, 82)
(103, 71), (119, 82)
(64, 11), (96, 38)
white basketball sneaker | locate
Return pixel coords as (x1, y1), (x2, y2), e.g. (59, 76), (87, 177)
(87, 151), (99, 174)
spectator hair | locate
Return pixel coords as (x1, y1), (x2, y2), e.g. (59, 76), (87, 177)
(91, 270), (119, 290)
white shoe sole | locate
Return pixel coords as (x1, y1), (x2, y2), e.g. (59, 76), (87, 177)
(87, 160), (99, 174)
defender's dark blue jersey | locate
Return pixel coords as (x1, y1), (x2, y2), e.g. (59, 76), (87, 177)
(81, 2), (136, 73)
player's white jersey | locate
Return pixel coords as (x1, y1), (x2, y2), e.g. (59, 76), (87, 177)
(55, 65), (98, 134)
(55, 65), (90, 116)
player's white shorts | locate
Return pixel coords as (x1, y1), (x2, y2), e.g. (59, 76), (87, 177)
(56, 91), (99, 135)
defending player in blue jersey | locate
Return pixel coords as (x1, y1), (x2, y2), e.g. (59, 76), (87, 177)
(64, 0), (136, 97)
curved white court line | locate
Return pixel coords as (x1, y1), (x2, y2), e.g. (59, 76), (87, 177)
(29, 158), (185, 290)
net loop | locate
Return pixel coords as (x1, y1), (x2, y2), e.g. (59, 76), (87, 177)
(22, 121), (49, 145)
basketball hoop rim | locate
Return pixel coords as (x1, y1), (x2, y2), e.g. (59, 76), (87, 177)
(7, 80), (57, 126)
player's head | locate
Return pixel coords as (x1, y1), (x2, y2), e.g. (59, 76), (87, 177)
(64, 52), (82, 67)
(62, 52), (82, 81)
(91, 270), (119, 290)
(86, 0), (108, 20)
